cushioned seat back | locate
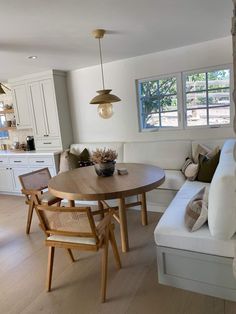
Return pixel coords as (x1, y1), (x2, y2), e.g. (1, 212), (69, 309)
(208, 139), (236, 240)
(124, 141), (191, 170)
(70, 142), (124, 163)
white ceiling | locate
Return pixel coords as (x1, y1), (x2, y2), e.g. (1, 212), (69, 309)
(0, 0), (233, 80)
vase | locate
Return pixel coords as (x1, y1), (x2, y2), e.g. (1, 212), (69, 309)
(94, 161), (116, 177)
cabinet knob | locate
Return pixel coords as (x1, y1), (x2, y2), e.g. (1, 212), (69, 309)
(17, 123), (19, 126)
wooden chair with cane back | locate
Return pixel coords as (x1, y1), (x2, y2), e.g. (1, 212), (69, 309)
(19, 168), (62, 234)
(36, 204), (121, 302)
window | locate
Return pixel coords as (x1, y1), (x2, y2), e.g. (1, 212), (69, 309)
(0, 115), (8, 138)
(184, 68), (231, 127)
(137, 75), (179, 130)
(137, 65), (232, 132)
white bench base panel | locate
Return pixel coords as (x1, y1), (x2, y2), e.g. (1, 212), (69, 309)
(157, 246), (236, 302)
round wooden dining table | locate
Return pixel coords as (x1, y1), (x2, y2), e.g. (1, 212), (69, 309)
(48, 163), (165, 252)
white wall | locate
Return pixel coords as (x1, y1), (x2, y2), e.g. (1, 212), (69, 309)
(67, 36), (235, 143)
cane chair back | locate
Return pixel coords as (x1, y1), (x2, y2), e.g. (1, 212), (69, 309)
(19, 168), (61, 234)
(37, 206), (99, 247)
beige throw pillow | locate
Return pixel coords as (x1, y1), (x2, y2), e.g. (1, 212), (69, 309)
(185, 187), (208, 232)
(193, 144), (220, 163)
(59, 150), (80, 173)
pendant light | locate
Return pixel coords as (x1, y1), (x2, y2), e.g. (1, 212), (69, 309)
(90, 29), (121, 119)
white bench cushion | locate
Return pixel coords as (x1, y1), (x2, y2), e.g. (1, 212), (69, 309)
(154, 181), (236, 258)
(158, 170), (185, 191)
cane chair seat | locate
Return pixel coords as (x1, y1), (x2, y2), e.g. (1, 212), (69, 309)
(39, 191), (61, 204)
(47, 235), (97, 245)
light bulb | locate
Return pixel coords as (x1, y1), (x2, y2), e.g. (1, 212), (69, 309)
(97, 103), (113, 119)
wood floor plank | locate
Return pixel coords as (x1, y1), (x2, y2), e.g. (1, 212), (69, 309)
(0, 194), (235, 314)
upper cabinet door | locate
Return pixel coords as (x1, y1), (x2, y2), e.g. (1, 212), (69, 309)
(40, 79), (60, 137)
(28, 82), (47, 137)
(12, 84), (32, 129)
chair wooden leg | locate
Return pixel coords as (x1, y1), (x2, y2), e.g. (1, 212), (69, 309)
(46, 246), (55, 292)
(67, 248), (75, 262)
(101, 229), (109, 303)
(109, 226), (121, 269)
(26, 201), (34, 234)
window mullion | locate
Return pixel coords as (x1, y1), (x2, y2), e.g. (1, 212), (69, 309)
(206, 72), (209, 126)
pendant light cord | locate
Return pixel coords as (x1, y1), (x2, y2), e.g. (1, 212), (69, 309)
(98, 38), (105, 90)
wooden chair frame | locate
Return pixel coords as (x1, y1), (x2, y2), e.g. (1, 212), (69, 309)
(36, 205), (121, 302)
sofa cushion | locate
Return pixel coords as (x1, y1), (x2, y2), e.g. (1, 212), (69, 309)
(208, 141), (236, 240)
(154, 181), (236, 257)
(124, 140), (191, 170)
(70, 142), (124, 163)
(158, 170), (185, 191)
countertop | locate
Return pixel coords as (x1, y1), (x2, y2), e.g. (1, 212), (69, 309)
(0, 150), (61, 156)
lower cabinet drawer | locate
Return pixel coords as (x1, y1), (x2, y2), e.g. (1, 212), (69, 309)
(9, 156), (28, 165)
(35, 138), (62, 150)
(0, 156), (9, 164)
(28, 156), (54, 166)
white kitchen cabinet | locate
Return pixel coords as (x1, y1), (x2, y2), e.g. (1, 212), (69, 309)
(11, 84), (32, 129)
(0, 151), (60, 194)
(0, 168), (13, 192)
(8, 70), (73, 151)
(28, 79), (60, 139)
(11, 167), (29, 192)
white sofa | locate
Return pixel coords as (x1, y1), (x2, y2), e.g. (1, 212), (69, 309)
(70, 138), (236, 300)
(154, 138), (236, 301)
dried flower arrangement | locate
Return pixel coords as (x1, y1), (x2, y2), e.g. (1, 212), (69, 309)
(91, 148), (118, 164)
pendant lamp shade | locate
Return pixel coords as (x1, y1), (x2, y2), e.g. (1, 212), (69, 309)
(90, 29), (121, 118)
(0, 84), (6, 94)
(90, 89), (121, 104)
(0, 83), (11, 94)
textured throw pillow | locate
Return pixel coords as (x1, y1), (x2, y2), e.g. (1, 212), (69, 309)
(181, 158), (199, 181)
(77, 148), (93, 167)
(197, 150), (221, 183)
(59, 148), (92, 173)
(185, 187), (208, 232)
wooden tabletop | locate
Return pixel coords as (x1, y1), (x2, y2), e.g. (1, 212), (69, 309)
(48, 163), (165, 201)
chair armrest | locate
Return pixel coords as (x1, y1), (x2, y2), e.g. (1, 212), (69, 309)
(96, 213), (112, 236)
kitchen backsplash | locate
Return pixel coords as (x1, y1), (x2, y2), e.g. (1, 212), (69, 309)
(0, 128), (34, 148)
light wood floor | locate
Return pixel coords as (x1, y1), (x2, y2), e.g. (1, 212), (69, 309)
(1, 195), (236, 314)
